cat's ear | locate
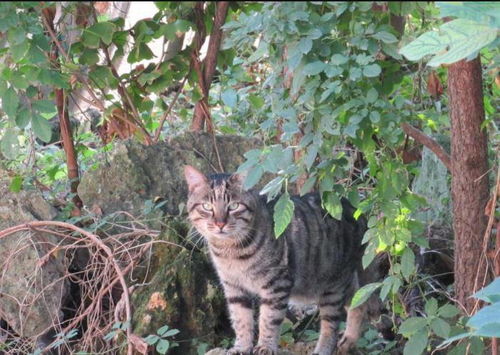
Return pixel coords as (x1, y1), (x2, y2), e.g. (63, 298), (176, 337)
(184, 165), (208, 193)
(229, 171), (247, 189)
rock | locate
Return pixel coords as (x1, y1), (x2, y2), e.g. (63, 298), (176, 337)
(0, 170), (68, 338)
(130, 219), (229, 354)
(78, 133), (262, 221)
(412, 143), (451, 228)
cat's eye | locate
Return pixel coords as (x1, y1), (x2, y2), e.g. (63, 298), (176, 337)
(228, 202), (240, 211)
(202, 202), (213, 211)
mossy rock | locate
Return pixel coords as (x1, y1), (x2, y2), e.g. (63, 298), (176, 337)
(130, 218), (229, 354)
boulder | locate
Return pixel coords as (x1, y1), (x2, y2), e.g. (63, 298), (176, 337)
(78, 133), (261, 219)
(0, 170), (68, 338)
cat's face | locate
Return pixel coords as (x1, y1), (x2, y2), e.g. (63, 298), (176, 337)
(184, 166), (255, 242)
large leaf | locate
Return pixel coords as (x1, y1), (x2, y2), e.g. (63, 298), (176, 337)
(401, 248), (415, 280)
(83, 22), (116, 47)
(399, 317), (427, 337)
(473, 277), (500, 303)
(437, 2), (500, 28)
(303, 60), (327, 75)
(243, 165), (264, 190)
(403, 329), (428, 355)
(31, 113), (52, 143)
(350, 282), (382, 309)
(467, 303), (500, 330)
(221, 89), (238, 108)
(2, 87), (19, 119)
(400, 19), (498, 67)
(273, 192), (295, 238)
(322, 191), (343, 220)
(1, 129), (19, 159)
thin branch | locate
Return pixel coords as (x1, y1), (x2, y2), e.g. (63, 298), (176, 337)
(400, 122), (452, 172)
(153, 75), (189, 142)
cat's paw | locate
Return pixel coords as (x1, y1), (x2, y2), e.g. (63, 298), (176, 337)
(226, 346), (252, 355)
(336, 334), (355, 355)
(252, 344), (277, 355)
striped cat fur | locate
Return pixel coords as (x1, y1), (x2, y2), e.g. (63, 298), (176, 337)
(184, 166), (368, 355)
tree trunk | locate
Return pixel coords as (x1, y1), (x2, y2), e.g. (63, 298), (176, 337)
(448, 57), (490, 313)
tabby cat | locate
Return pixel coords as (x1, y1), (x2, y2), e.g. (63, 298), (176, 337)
(184, 165), (368, 355)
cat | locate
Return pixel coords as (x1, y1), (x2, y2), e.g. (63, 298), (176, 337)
(184, 165), (368, 355)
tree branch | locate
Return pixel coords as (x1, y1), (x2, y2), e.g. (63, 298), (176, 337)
(190, 1), (230, 132)
(400, 123), (452, 172)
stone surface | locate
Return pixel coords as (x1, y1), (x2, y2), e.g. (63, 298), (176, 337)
(78, 133), (261, 219)
(0, 170), (68, 338)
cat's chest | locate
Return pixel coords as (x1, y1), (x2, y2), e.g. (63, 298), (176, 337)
(210, 254), (260, 289)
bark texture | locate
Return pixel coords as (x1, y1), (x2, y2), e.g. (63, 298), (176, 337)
(448, 57), (490, 313)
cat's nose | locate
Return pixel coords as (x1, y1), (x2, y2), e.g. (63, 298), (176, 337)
(215, 221), (226, 230)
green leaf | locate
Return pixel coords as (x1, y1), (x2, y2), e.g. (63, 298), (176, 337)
(3, 87), (19, 119)
(156, 339), (170, 354)
(401, 248), (415, 280)
(144, 334), (159, 345)
(33, 100), (57, 114)
(331, 54), (348, 65)
(83, 21), (116, 47)
(400, 19), (498, 67)
(298, 38), (313, 54)
(10, 40), (30, 62)
(243, 165), (264, 190)
(248, 94), (264, 109)
(474, 322), (500, 337)
(163, 329), (180, 337)
(16, 108), (31, 128)
(350, 282), (382, 309)
(221, 89), (237, 108)
(437, 2), (500, 27)
(438, 304), (459, 318)
(363, 64), (381, 77)
(157, 325), (169, 336)
(31, 113), (52, 143)
(9, 175), (22, 192)
(380, 275), (397, 301)
(403, 329), (428, 355)
(366, 88), (378, 103)
(431, 318), (451, 338)
(473, 277), (500, 303)
(80, 48), (100, 66)
(1, 129), (19, 160)
(467, 303), (500, 330)
(8, 27), (25, 45)
(372, 31), (398, 43)
(273, 192), (295, 238)
(260, 176), (284, 198)
(399, 317), (427, 337)
(303, 60), (327, 75)
(425, 298), (438, 317)
(322, 192), (342, 220)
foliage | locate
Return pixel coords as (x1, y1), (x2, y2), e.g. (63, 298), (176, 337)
(143, 324), (180, 354)
(441, 278), (500, 348)
(400, 2), (500, 66)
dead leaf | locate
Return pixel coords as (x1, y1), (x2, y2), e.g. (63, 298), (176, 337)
(147, 292), (167, 311)
(427, 71), (443, 98)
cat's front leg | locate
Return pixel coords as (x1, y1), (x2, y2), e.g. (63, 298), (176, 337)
(223, 283), (255, 355)
(254, 292), (290, 355)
